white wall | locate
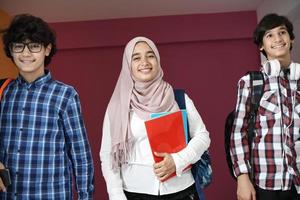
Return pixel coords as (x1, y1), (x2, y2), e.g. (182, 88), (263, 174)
(257, 0), (300, 62)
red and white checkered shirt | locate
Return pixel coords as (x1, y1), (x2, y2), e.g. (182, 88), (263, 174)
(230, 66), (300, 192)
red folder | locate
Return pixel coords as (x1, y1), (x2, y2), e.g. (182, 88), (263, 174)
(145, 111), (189, 181)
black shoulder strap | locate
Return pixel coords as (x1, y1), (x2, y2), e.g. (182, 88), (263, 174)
(249, 71), (264, 113)
(0, 79), (7, 86)
(174, 89), (192, 141)
(0, 78), (13, 101)
(248, 71), (264, 138)
(247, 71), (264, 181)
(174, 89), (186, 110)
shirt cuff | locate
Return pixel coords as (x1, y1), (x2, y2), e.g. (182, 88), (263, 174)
(78, 191), (93, 200)
(234, 160), (250, 177)
(172, 153), (187, 177)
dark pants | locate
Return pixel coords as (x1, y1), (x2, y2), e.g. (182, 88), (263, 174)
(256, 185), (300, 200)
(124, 184), (199, 200)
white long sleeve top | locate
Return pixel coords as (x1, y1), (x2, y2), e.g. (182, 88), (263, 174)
(100, 94), (210, 200)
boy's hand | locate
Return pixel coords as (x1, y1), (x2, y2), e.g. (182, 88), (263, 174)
(153, 152), (176, 181)
(237, 174), (256, 200)
(0, 162), (6, 192)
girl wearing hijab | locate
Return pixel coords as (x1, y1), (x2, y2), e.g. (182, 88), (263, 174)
(100, 37), (210, 200)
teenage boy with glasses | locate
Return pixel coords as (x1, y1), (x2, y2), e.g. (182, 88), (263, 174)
(0, 14), (94, 199)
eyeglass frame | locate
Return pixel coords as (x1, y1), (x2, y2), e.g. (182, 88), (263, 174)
(10, 42), (44, 53)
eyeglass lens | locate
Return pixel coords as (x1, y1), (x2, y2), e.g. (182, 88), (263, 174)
(11, 42), (42, 53)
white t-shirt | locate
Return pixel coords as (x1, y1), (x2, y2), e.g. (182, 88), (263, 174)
(100, 94), (210, 200)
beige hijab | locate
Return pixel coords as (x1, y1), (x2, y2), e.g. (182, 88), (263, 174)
(107, 36), (179, 170)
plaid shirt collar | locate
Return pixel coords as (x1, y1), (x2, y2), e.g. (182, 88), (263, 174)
(16, 69), (51, 88)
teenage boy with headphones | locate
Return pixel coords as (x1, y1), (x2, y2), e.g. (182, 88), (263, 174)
(0, 14), (94, 199)
(230, 13), (300, 200)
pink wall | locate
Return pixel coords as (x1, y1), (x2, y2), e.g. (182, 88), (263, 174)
(49, 11), (260, 199)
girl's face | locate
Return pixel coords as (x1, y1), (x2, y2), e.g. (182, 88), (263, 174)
(131, 42), (159, 82)
(260, 25), (293, 62)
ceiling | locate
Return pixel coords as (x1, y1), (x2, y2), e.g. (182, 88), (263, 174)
(0, 0), (264, 23)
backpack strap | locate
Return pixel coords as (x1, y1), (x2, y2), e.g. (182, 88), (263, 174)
(247, 71), (264, 140)
(173, 88), (207, 200)
(173, 89), (190, 138)
(249, 72), (264, 113)
(247, 71), (264, 180)
(0, 78), (13, 101)
(174, 89), (186, 110)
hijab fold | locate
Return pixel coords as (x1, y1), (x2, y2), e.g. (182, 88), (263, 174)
(107, 37), (179, 170)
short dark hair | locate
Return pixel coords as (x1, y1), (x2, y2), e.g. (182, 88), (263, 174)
(253, 13), (295, 57)
(2, 14), (57, 66)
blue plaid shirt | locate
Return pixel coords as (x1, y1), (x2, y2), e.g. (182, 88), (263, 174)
(0, 71), (94, 199)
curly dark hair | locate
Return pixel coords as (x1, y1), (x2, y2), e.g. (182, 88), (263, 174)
(2, 14), (57, 66)
(253, 13), (294, 58)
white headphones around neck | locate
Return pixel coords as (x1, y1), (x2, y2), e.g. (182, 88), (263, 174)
(262, 59), (300, 80)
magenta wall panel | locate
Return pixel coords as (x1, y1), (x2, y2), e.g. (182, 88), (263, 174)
(49, 11), (260, 199)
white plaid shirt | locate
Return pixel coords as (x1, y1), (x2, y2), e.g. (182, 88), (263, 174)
(230, 64), (300, 192)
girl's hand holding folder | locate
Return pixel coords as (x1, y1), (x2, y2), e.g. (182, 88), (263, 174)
(153, 152), (176, 181)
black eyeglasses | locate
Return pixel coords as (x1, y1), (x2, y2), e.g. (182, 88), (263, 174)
(10, 42), (43, 53)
